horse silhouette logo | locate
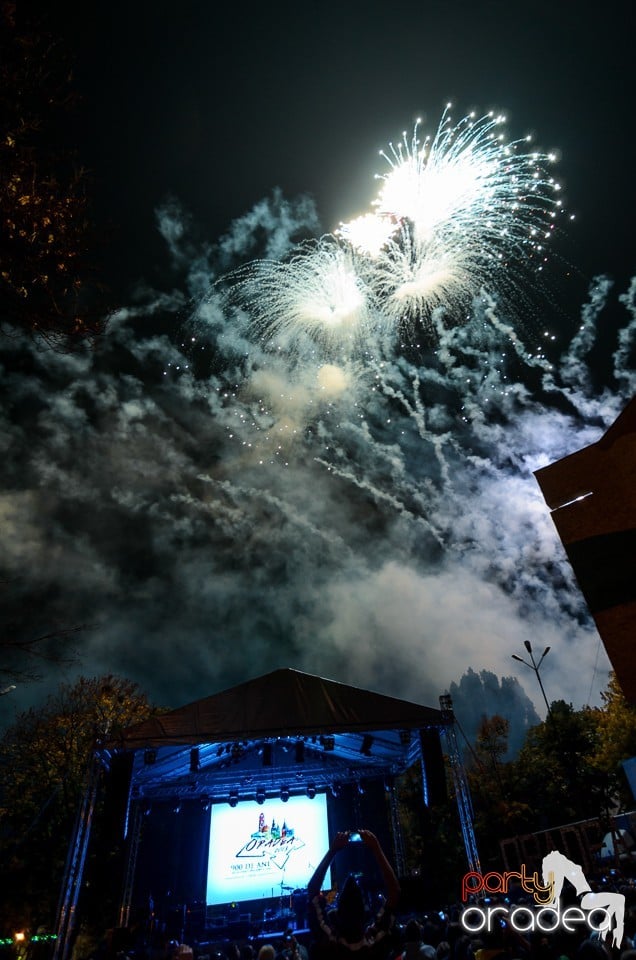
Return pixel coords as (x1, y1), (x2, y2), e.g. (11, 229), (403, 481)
(542, 850), (625, 947)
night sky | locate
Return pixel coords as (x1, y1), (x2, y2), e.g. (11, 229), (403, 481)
(1, 0), (634, 742)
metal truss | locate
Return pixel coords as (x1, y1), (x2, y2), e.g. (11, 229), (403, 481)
(52, 754), (101, 960)
(439, 694), (480, 874)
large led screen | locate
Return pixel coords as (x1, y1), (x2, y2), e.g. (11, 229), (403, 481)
(206, 793), (329, 905)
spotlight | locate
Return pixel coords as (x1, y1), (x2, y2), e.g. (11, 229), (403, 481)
(190, 747), (200, 772)
(262, 742), (273, 767)
(144, 749), (157, 765)
(295, 740), (305, 763)
(320, 735), (335, 751)
(357, 782), (365, 795)
(201, 796), (211, 811)
(280, 786), (290, 802)
(360, 735), (373, 756)
(256, 788), (266, 804)
(330, 783), (340, 798)
(229, 791), (238, 807)
(306, 783), (316, 800)
(173, 800), (182, 814)
(142, 802), (152, 817)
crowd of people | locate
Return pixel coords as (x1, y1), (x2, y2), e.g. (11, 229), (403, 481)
(82, 831), (636, 960)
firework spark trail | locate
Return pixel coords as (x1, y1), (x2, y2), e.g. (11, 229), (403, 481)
(370, 363), (428, 438)
(304, 276), (629, 573)
(378, 308), (520, 440)
(615, 277), (636, 392)
(313, 454), (444, 545)
(481, 290), (554, 371)
(171, 489), (249, 538)
(541, 277), (622, 422)
(198, 476), (354, 556)
(314, 410), (440, 522)
(182, 467), (354, 558)
(557, 276), (613, 387)
(369, 361), (457, 488)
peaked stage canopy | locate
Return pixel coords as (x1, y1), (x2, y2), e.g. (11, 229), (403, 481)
(106, 668), (444, 804)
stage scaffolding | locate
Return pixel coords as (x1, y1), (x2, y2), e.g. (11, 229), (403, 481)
(52, 755), (101, 960)
(439, 694), (480, 875)
(53, 670), (479, 960)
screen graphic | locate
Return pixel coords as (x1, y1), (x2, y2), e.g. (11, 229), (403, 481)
(206, 793), (329, 904)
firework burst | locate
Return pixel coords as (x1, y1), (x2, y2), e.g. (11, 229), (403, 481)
(229, 238), (375, 352)
(354, 107), (564, 329)
(230, 105), (566, 346)
(373, 106), (562, 246)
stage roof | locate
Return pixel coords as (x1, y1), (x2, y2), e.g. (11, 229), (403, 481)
(112, 668), (442, 747)
(107, 668), (444, 804)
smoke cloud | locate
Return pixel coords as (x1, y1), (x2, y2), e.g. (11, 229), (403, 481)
(1, 192), (634, 744)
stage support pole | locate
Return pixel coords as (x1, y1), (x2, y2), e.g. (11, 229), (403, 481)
(52, 753), (101, 960)
(387, 780), (406, 877)
(118, 799), (144, 928)
(439, 694), (481, 874)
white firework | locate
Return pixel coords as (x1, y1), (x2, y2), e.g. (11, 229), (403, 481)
(374, 106), (562, 248)
(336, 213), (399, 258)
(230, 105), (566, 344)
(370, 226), (476, 327)
(231, 239), (375, 350)
(339, 105), (564, 329)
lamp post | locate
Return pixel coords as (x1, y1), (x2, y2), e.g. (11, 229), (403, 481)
(511, 641), (552, 718)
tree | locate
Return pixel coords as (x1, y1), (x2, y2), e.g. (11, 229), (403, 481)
(466, 715), (534, 867)
(1, 576), (88, 694)
(0, 582), (84, 684)
(449, 668), (540, 756)
(0, 4), (107, 343)
(514, 700), (606, 827)
(592, 672), (636, 806)
(0, 675), (159, 934)
(458, 682), (636, 871)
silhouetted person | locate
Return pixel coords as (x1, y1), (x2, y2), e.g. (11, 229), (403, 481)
(307, 830), (399, 959)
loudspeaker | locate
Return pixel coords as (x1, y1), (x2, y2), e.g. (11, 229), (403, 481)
(420, 728), (447, 806)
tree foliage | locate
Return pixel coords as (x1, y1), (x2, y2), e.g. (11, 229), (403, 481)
(514, 700), (607, 825)
(0, 674), (159, 934)
(593, 672), (636, 777)
(0, 3), (107, 342)
(449, 668), (540, 756)
(467, 715), (534, 867)
(462, 674), (636, 868)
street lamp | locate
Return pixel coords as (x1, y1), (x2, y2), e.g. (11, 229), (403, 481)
(511, 640), (552, 718)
